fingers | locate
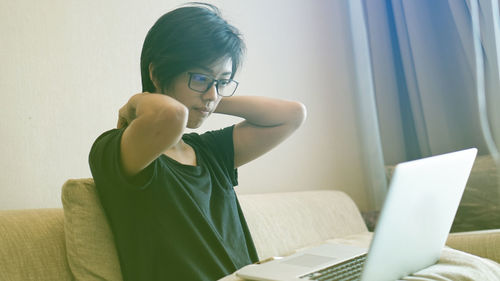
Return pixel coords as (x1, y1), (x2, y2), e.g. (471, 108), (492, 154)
(117, 116), (128, 129)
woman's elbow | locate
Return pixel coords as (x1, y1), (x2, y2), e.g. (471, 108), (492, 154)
(289, 101), (307, 129)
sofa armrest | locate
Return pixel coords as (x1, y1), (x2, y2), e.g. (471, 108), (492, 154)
(446, 229), (500, 263)
(0, 208), (74, 281)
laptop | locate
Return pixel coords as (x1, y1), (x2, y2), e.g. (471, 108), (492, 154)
(236, 148), (477, 281)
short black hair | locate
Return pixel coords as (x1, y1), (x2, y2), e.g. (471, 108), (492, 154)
(140, 2), (245, 93)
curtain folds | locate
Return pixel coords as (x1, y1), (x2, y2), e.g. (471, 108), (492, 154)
(347, 0), (388, 211)
(349, 0), (500, 210)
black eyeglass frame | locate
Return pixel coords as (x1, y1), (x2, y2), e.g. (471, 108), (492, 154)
(187, 72), (239, 97)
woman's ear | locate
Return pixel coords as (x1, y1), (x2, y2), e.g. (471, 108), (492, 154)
(148, 63), (161, 93)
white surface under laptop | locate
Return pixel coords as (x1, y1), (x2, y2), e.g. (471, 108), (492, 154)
(236, 148), (477, 281)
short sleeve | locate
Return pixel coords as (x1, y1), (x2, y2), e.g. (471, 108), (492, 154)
(197, 125), (238, 186)
(89, 128), (156, 192)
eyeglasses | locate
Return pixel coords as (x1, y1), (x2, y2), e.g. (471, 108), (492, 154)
(187, 72), (239, 97)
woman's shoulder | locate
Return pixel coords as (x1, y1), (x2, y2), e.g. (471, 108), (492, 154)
(92, 128), (123, 146)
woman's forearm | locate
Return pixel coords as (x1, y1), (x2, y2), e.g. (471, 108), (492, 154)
(215, 96), (307, 128)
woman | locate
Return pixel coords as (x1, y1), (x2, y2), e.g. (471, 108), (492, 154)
(89, 3), (306, 280)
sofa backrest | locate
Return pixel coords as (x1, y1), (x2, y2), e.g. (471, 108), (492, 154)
(238, 190), (368, 259)
(0, 179), (368, 281)
(0, 208), (73, 281)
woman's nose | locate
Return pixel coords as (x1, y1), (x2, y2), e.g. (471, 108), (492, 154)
(203, 83), (218, 101)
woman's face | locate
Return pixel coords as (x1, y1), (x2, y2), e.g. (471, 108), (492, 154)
(166, 58), (233, 129)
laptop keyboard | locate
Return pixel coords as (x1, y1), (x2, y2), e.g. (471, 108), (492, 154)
(300, 253), (367, 281)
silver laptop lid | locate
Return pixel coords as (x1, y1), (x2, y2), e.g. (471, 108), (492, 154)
(360, 148), (477, 281)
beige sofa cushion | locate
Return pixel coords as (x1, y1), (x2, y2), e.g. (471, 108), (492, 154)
(61, 178), (122, 281)
(0, 208), (73, 281)
(238, 190), (368, 259)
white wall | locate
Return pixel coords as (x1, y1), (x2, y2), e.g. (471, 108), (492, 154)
(0, 0), (370, 210)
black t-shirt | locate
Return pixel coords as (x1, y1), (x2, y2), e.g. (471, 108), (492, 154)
(89, 125), (259, 281)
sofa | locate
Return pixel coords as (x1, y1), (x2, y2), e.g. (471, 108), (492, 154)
(0, 178), (498, 281)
